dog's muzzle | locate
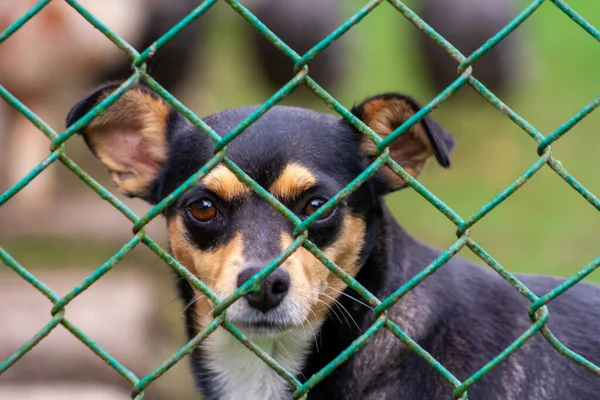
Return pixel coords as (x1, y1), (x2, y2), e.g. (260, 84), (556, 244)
(237, 267), (290, 313)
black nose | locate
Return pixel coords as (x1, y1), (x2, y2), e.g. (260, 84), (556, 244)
(237, 267), (290, 313)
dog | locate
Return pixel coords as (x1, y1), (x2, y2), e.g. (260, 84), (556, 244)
(67, 82), (600, 399)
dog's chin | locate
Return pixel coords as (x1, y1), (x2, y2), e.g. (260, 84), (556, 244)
(226, 299), (309, 338)
(233, 320), (300, 338)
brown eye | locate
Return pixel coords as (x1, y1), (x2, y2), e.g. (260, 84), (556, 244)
(304, 198), (333, 219)
(189, 199), (217, 222)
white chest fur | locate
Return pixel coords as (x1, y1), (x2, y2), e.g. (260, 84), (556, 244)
(203, 327), (314, 400)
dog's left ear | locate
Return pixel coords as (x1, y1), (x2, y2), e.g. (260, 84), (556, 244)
(66, 82), (171, 202)
(351, 93), (455, 192)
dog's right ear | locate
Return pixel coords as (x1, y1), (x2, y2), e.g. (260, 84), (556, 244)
(351, 93), (455, 192)
(67, 82), (171, 201)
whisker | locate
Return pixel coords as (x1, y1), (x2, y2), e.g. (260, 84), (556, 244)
(324, 286), (374, 310)
(313, 290), (362, 333)
(313, 296), (347, 326)
(297, 293), (346, 333)
(158, 293), (185, 313)
(275, 338), (306, 380)
(158, 275), (215, 310)
(303, 305), (323, 350)
(181, 292), (206, 315)
(303, 316), (320, 353)
(306, 306), (320, 325)
(161, 291), (207, 330)
(195, 274), (217, 283)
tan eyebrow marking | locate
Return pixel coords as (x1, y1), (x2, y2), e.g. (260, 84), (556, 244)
(201, 165), (249, 201)
(270, 162), (317, 200)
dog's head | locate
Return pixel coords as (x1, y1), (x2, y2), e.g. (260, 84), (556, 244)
(67, 83), (454, 337)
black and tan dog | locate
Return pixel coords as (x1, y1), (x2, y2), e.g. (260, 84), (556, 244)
(67, 83), (600, 399)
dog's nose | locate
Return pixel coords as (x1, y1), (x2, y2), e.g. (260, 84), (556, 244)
(237, 267), (290, 313)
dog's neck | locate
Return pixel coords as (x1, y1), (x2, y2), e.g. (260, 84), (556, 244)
(182, 204), (415, 399)
(198, 326), (314, 400)
(176, 270), (318, 400)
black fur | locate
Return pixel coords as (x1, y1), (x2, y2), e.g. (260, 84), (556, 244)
(70, 87), (600, 399)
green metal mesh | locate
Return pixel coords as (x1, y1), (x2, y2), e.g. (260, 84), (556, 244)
(1, 0), (600, 398)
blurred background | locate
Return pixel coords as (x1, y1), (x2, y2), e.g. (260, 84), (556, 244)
(0, 0), (599, 399)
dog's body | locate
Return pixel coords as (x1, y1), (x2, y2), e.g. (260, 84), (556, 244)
(68, 84), (600, 399)
(297, 213), (600, 399)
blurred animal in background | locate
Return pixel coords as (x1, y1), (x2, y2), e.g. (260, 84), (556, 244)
(0, 0), (203, 214)
(246, 0), (347, 96)
(415, 0), (521, 97)
(99, 0), (205, 94)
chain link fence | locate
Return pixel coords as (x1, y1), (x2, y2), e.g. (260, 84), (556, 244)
(1, 0), (600, 398)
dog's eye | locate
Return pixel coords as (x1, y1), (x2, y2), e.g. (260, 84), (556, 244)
(188, 199), (218, 222)
(303, 198), (333, 219)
